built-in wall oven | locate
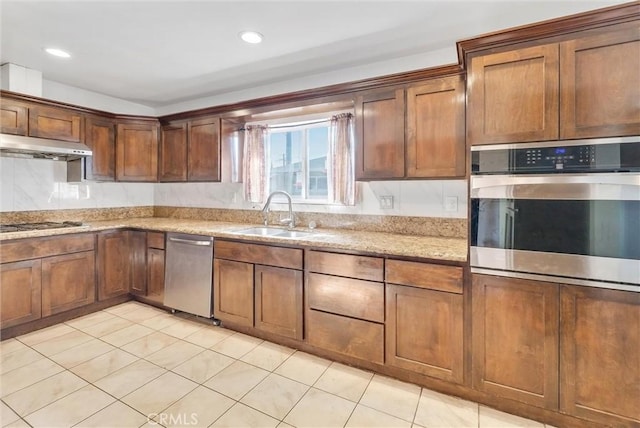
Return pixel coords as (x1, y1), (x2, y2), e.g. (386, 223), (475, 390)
(471, 137), (640, 292)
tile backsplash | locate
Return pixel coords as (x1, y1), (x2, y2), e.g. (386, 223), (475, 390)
(153, 180), (467, 218)
(1, 157), (467, 218)
(0, 157), (154, 212)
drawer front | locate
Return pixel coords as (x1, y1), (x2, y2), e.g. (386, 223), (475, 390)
(307, 309), (384, 364)
(147, 232), (165, 249)
(386, 259), (463, 294)
(306, 250), (383, 281)
(1, 234), (95, 264)
(214, 240), (302, 270)
(307, 273), (384, 323)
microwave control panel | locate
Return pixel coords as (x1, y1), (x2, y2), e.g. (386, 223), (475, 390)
(472, 142), (639, 174)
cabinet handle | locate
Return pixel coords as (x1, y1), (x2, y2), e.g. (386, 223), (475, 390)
(168, 237), (212, 246)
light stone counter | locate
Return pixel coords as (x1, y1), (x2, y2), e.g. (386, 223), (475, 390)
(0, 217), (468, 262)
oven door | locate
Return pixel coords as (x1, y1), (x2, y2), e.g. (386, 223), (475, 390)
(470, 173), (640, 291)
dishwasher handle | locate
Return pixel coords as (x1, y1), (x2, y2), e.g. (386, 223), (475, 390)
(168, 237), (213, 246)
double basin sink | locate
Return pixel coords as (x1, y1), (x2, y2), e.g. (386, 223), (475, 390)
(233, 226), (313, 239)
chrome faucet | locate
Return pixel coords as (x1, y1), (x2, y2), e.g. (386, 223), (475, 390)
(261, 191), (296, 228)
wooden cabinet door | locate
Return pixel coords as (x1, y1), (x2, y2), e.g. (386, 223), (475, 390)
(213, 258), (254, 327)
(0, 101), (27, 135)
(28, 106), (83, 143)
(355, 88), (405, 179)
(97, 231), (131, 300)
(255, 265), (302, 340)
(406, 76), (466, 178)
(159, 123), (188, 182)
(386, 284), (463, 383)
(129, 231), (147, 295)
(147, 248), (165, 304)
(472, 274), (559, 409)
(0, 260), (42, 329)
(116, 121), (159, 182)
(85, 116), (116, 181)
(560, 24), (640, 139)
(560, 285), (640, 426)
(188, 117), (221, 182)
(467, 44), (559, 145)
(41, 251), (95, 316)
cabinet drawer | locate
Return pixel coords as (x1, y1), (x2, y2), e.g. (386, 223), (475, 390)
(386, 260), (463, 294)
(214, 240), (302, 270)
(1, 234), (95, 264)
(306, 250), (383, 281)
(307, 273), (384, 323)
(307, 309), (384, 364)
(147, 232), (165, 249)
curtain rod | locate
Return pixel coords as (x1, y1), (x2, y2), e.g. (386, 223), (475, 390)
(238, 117), (331, 132)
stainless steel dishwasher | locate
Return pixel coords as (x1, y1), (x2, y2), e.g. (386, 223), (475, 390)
(164, 233), (215, 319)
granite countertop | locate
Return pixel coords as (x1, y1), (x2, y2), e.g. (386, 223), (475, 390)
(0, 217), (468, 262)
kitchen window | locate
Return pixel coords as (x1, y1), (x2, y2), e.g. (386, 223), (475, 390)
(267, 121), (331, 203)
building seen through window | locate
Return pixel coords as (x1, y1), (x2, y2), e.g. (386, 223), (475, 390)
(268, 123), (329, 202)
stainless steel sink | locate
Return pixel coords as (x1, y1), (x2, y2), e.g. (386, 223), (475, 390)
(274, 230), (313, 239)
(234, 227), (313, 239)
(234, 227), (287, 236)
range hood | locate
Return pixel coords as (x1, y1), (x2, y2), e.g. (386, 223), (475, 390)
(0, 134), (92, 161)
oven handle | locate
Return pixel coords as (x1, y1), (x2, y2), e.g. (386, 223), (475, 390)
(471, 173), (640, 200)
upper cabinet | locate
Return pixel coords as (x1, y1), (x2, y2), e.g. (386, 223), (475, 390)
(406, 75), (466, 178)
(28, 105), (83, 143)
(84, 116), (116, 181)
(355, 75), (466, 180)
(116, 120), (159, 182)
(560, 24), (640, 139)
(159, 116), (221, 182)
(467, 22), (640, 145)
(159, 122), (188, 182)
(467, 45), (559, 145)
(355, 88), (405, 180)
(0, 100), (28, 135)
(0, 99), (84, 142)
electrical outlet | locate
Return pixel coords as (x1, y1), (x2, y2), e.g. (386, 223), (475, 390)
(379, 195), (394, 209)
(444, 196), (458, 212)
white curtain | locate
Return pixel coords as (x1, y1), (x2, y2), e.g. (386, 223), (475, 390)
(329, 113), (355, 205)
(243, 125), (268, 203)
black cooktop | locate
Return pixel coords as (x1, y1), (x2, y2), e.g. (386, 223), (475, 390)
(0, 221), (84, 233)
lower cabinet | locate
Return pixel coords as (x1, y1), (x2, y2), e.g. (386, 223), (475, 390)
(0, 233), (96, 330)
(385, 260), (464, 383)
(213, 258), (254, 327)
(472, 274), (559, 409)
(0, 259), (42, 328)
(213, 240), (303, 339)
(129, 231), (147, 295)
(560, 285), (640, 426)
(386, 284), (463, 383)
(41, 251), (95, 316)
(306, 251), (385, 364)
(255, 265), (303, 340)
(146, 232), (165, 304)
(97, 231), (131, 300)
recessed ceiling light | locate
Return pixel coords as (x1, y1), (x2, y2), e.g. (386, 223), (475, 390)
(239, 31), (263, 44)
(44, 48), (71, 58)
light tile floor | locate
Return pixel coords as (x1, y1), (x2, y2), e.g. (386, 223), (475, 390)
(0, 301), (556, 428)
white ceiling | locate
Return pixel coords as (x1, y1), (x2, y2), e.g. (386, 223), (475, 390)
(0, 0), (623, 110)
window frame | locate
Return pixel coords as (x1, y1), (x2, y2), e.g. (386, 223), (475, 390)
(266, 120), (332, 204)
